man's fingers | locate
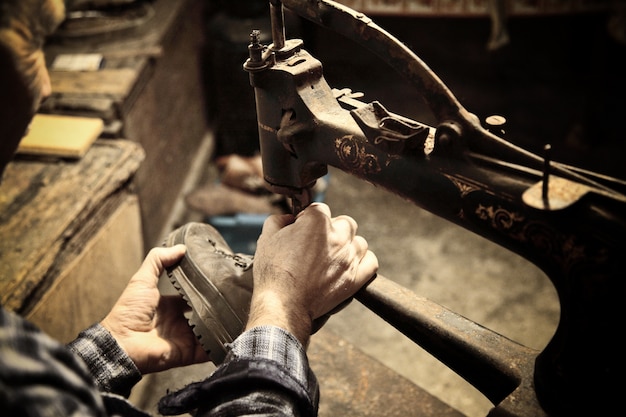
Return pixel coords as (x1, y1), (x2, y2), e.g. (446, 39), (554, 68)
(332, 214), (359, 239)
(159, 244), (187, 266)
(135, 245), (186, 283)
(296, 202), (332, 221)
(262, 202), (332, 238)
(261, 213), (295, 236)
(348, 235), (378, 290)
(149, 244), (186, 269)
(354, 250), (379, 289)
(352, 235), (369, 258)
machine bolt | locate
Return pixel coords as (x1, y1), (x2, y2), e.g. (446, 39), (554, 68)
(248, 30), (263, 63)
(244, 29), (268, 72)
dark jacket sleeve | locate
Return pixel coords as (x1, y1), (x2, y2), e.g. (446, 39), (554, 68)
(1, 306), (149, 417)
(0, 306), (108, 417)
(160, 357), (317, 417)
(158, 325), (320, 417)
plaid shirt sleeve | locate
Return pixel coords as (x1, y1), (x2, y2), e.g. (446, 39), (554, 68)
(227, 325), (317, 396)
(67, 323), (142, 398)
(159, 325), (320, 417)
(0, 306), (108, 416)
(1, 306), (149, 417)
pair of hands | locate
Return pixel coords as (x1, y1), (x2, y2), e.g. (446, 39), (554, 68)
(101, 203), (378, 374)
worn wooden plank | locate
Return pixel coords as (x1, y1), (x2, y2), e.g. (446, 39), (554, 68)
(0, 139), (144, 312)
(43, 0), (190, 109)
(123, 0), (209, 247)
(50, 68), (139, 97)
(40, 0), (208, 250)
(25, 194), (143, 343)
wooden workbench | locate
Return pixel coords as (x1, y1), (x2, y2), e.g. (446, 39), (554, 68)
(42, 0), (210, 249)
(0, 139), (145, 342)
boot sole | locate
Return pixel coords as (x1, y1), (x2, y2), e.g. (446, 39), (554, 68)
(165, 223), (246, 364)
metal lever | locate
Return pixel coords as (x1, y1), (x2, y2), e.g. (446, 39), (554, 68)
(355, 274), (542, 415)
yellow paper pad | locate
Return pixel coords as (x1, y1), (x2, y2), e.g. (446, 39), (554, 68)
(18, 114), (104, 158)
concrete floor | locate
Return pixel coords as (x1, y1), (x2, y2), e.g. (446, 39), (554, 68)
(130, 10), (626, 417)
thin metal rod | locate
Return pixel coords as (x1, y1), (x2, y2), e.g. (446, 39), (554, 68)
(542, 144), (551, 203)
(269, 0), (285, 50)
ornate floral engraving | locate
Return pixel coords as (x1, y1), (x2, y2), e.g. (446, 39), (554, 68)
(474, 204), (600, 274)
(475, 204), (525, 231)
(335, 135), (381, 174)
(443, 173), (490, 198)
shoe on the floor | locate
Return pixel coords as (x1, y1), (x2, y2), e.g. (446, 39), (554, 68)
(164, 222), (254, 364)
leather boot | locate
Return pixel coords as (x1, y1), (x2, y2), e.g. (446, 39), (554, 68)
(164, 222), (254, 364)
(165, 222), (345, 364)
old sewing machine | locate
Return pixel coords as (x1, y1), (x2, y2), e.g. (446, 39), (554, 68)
(243, 1), (626, 415)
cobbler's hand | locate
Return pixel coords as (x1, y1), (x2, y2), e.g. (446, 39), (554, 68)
(249, 202), (378, 345)
(101, 245), (209, 374)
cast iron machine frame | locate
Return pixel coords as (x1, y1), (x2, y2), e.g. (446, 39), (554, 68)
(244, 1), (626, 415)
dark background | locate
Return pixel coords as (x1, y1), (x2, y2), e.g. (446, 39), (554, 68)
(206, 5), (626, 180)
(304, 12), (626, 180)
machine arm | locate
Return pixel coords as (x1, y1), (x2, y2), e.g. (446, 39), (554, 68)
(244, 1), (626, 415)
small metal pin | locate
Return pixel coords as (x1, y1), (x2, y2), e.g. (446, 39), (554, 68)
(542, 144), (551, 203)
